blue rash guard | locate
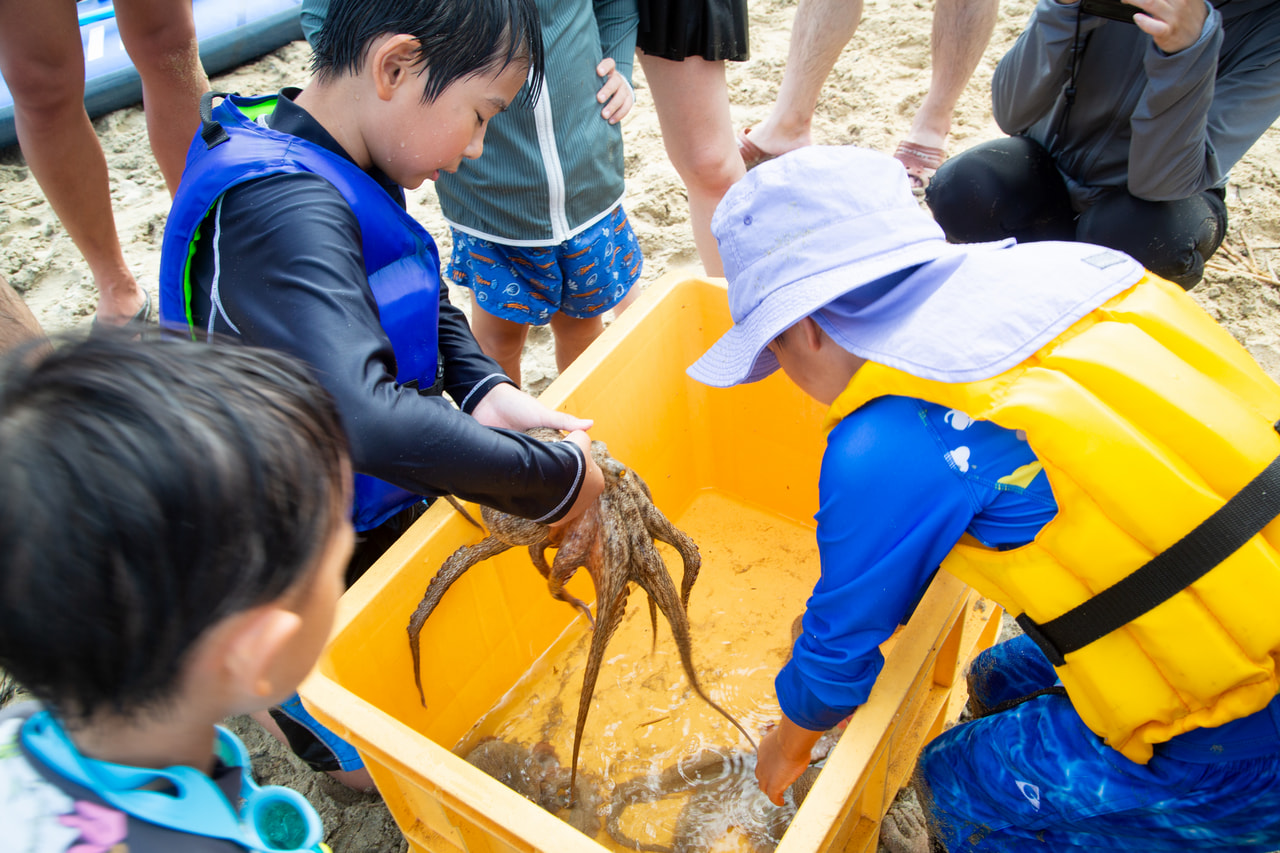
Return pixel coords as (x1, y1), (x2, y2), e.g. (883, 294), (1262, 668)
(777, 395), (1058, 731)
(788, 395), (1280, 851)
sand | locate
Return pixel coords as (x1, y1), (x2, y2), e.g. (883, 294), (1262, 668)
(2, 0), (1278, 848)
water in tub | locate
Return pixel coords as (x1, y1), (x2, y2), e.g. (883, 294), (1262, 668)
(454, 490), (845, 852)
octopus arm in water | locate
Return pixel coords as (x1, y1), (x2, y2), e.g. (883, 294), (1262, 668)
(540, 500), (605, 626)
(407, 534), (514, 707)
(409, 429), (754, 808)
(629, 469), (702, 610)
(614, 477), (757, 751)
(608, 752), (824, 853)
(562, 491), (630, 797)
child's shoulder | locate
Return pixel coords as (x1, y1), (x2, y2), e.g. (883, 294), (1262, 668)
(0, 703), (251, 853)
(0, 702), (101, 853)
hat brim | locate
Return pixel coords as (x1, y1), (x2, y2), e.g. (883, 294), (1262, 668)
(687, 238), (973, 388)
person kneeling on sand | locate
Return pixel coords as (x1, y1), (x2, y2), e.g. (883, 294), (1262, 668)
(924, 0), (1280, 290)
(690, 145), (1280, 852)
(0, 334), (354, 852)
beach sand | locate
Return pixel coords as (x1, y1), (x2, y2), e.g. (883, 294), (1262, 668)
(2, 0), (1278, 848)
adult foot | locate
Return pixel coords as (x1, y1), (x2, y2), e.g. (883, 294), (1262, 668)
(90, 289), (152, 335)
(736, 122), (813, 170)
(737, 127), (782, 170)
(894, 141), (947, 193)
(93, 279), (151, 328)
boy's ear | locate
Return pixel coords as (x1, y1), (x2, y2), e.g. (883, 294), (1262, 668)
(796, 315), (824, 352)
(221, 605), (305, 703)
(371, 34), (423, 102)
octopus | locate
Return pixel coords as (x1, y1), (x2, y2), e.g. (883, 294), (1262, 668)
(606, 748), (825, 853)
(408, 428), (756, 796)
(463, 737), (602, 837)
(603, 620), (847, 853)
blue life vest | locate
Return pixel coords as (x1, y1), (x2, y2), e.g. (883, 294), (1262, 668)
(159, 93), (441, 531)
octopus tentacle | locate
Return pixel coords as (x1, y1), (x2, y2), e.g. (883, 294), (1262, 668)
(627, 470), (702, 610)
(412, 429), (754, 819)
(567, 503), (631, 799)
(408, 535), (514, 707)
(531, 541), (595, 626)
(629, 541), (758, 750)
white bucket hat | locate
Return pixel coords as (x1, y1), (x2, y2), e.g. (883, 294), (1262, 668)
(687, 146), (1142, 388)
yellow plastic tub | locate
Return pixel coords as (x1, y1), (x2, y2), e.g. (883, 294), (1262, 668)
(300, 273), (1002, 853)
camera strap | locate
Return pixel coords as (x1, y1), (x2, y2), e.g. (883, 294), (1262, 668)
(1047, 5), (1087, 150)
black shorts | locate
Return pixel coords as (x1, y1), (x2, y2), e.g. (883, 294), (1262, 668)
(636, 0), (749, 62)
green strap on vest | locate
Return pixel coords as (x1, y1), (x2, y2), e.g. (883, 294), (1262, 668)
(1018, 421), (1280, 667)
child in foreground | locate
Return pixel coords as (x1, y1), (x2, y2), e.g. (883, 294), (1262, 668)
(0, 334), (353, 852)
(689, 146), (1280, 851)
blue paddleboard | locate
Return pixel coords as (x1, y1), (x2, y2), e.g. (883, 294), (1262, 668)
(0, 0), (303, 150)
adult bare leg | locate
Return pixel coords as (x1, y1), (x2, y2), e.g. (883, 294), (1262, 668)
(639, 54), (745, 277)
(114, 0), (209, 195)
(905, 0), (998, 152)
(0, 274), (44, 352)
(744, 0), (865, 159)
(0, 0), (144, 324)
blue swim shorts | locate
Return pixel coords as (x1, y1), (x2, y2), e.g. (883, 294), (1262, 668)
(448, 205), (643, 325)
(916, 635), (1280, 852)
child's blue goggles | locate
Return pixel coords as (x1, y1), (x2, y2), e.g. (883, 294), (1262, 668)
(21, 710), (327, 852)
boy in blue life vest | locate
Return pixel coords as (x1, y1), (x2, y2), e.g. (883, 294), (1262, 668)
(159, 0), (607, 788)
(302, 0), (644, 386)
(688, 146), (1280, 851)
(0, 334), (353, 853)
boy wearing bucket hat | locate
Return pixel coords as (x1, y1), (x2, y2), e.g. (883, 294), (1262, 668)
(0, 334), (353, 852)
(689, 146), (1280, 851)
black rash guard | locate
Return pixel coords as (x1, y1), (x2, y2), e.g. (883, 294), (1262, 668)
(185, 88), (584, 523)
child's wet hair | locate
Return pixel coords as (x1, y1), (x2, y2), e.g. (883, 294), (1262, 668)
(311, 0), (545, 105)
(0, 335), (349, 721)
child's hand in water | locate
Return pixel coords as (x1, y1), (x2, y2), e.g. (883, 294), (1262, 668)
(596, 57), (634, 124)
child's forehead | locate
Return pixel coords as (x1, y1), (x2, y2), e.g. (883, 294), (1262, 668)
(440, 61), (528, 102)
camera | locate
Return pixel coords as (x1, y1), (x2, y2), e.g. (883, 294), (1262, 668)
(1079, 0), (1139, 22)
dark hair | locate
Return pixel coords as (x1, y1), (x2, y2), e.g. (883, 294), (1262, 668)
(311, 0), (544, 105)
(0, 334), (349, 721)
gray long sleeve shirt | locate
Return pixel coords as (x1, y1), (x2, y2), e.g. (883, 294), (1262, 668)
(434, 0), (638, 245)
(992, 0), (1280, 209)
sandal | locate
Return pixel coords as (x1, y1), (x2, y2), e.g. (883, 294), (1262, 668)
(737, 127), (781, 171)
(90, 288), (152, 338)
(893, 141), (946, 193)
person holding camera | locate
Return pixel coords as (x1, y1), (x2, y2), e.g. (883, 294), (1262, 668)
(923, 0), (1280, 289)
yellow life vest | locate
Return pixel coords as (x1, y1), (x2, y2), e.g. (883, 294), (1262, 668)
(826, 273), (1280, 763)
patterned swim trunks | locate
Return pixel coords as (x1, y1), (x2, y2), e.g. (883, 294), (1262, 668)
(448, 205), (643, 326)
(917, 635), (1280, 852)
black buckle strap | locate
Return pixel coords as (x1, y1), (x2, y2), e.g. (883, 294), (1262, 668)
(1019, 422), (1280, 667)
(198, 91), (231, 150)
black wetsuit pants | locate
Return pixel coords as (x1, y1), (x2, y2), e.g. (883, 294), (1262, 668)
(925, 135), (1228, 290)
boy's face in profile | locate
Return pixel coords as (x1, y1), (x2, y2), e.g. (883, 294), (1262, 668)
(767, 318), (867, 406)
(377, 58), (529, 190)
